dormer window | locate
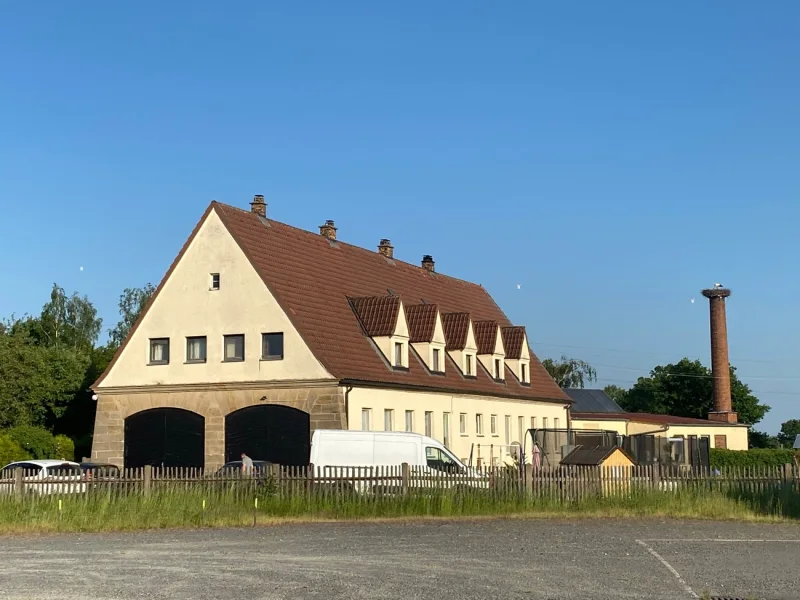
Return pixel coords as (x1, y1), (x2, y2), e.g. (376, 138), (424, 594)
(465, 354), (473, 376)
(394, 342), (403, 367)
(494, 358), (502, 379)
(521, 363), (528, 383)
(432, 348), (441, 372)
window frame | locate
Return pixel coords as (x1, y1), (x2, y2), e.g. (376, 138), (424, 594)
(504, 415), (511, 445)
(185, 336), (207, 364)
(432, 348), (441, 372)
(494, 357), (503, 380)
(465, 354), (473, 376)
(149, 338), (170, 365)
(521, 363), (527, 383)
(476, 414), (484, 436)
(261, 332), (284, 361)
(490, 414), (498, 436)
(459, 412), (467, 435)
(223, 334), (245, 362)
(384, 409), (394, 432)
(361, 408), (371, 431)
(394, 342), (404, 367)
(424, 411), (433, 437)
(210, 273), (220, 291)
(442, 412), (451, 448)
(404, 410), (414, 432)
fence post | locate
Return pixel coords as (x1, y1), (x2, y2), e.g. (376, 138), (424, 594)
(14, 468), (24, 498)
(524, 463), (533, 495)
(143, 465), (152, 497)
(401, 462), (410, 495)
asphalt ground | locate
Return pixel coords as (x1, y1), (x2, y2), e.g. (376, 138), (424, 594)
(1, 519), (799, 599)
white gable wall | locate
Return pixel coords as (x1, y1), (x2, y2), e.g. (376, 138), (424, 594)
(98, 209), (332, 388)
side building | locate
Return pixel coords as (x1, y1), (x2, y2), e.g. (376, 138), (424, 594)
(91, 196), (571, 469)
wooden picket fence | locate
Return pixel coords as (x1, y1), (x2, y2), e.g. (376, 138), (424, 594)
(1, 463), (797, 504)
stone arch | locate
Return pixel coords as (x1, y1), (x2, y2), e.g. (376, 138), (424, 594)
(124, 407), (205, 470)
(224, 403), (310, 466)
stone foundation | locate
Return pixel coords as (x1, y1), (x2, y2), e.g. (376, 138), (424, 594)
(91, 384), (345, 469)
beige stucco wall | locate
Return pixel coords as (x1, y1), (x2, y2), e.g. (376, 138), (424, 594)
(571, 418), (629, 436)
(346, 386), (569, 466)
(92, 384), (345, 469)
(98, 209), (332, 388)
(665, 424), (749, 451)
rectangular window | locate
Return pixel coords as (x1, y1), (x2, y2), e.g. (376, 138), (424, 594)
(531, 416), (537, 430)
(223, 334), (244, 361)
(210, 273), (220, 290)
(714, 435), (727, 449)
(495, 358), (502, 379)
(384, 409), (394, 432)
(443, 413), (451, 448)
(490, 414), (498, 435)
(521, 363), (527, 383)
(424, 411), (433, 437)
(432, 348), (440, 371)
(149, 338), (170, 364)
(186, 336), (207, 363)
(459, 413), (467, 434)
(554, 418), (560, 430)
(504, 416), (511, 445)
(465, 354), (473, 376)
(262, 333), (284, 360)
(361, 408), (371, 431)
(476, 414), (484, 436)
(405, 410), (414, 432)
(394, 342), (403, 367)
(543, 417), (548, 430)
(518, 416), (525, 444)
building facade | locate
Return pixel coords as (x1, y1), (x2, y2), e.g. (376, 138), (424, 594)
(91, 197), (570, 469)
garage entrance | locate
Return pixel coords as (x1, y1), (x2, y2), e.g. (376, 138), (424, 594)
(124, 408), (205, 470)
(225, 405), (310, 466)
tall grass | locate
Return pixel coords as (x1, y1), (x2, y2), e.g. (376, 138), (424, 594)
(1, 479), (797, 533)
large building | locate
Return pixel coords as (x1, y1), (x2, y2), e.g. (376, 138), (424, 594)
(91, 197), (571, 469)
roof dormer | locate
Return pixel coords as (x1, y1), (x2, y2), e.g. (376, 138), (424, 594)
(474, 320), (506, 382)
(442, 312), (479, 377)
(349, 295), (409, 369)
(502, 326), (531, 385)
(406, 304), (446, 373)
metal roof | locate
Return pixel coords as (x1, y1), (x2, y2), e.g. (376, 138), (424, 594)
(562, 389), (624, 413)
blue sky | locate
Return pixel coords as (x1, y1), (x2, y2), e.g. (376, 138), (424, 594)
(1, 2), (798, 432)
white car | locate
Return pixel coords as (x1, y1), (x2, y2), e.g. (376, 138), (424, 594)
(0, 460), (86, 495)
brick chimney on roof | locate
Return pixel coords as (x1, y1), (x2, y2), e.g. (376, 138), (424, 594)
(250, 194), (266, 218)
(319, 220), (337, 240)
(378, 239), (394, 258)
(422, 255), (435, 272)
(702, 284), (737, 423)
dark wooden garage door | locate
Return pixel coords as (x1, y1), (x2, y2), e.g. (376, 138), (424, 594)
(225, 405), (310, 466)
(124, 408), (205, 470)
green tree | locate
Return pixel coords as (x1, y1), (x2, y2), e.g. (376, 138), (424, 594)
(0, 433), (29, 465)
(35, 284), (102, 352)
(542, 356), (597, 388)
(748, 430), (780, 449)
(7, 425), (56, 459)
(778, 419), (800, 448)
(620, 358), (770, 426)
(603, 384), (628, 407)
(107, 283), (155, 349)
(0, 332), (90, 429)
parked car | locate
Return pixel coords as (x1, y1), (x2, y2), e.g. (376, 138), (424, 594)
(0, 460), (86, 495)
(80, 462), (121, 480)
(309, 430), (488, 493)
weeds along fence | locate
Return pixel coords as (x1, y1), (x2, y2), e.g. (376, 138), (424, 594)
(1, 463), (798, 505)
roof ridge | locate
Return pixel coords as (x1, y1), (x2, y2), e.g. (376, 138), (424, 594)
(212, 201), (487, 290)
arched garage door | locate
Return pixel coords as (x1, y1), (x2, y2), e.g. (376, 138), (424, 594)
(124, 408), (205, 470)
(225, 405), (310, 466)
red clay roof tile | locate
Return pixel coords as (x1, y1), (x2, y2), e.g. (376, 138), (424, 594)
(441, 312), (472, 350)
(405, 304), (439, 343)
(501, 326), (526, 359)
(349, 296), (401, 337)
(473, 321), (499, 355)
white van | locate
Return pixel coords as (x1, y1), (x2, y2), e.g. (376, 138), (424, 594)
(309, 430), (486, 492)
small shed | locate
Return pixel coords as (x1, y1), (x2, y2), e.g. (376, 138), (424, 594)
(561, 445), (635, 468)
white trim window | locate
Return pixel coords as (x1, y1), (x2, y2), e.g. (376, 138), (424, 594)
(361, 408), (371, 431)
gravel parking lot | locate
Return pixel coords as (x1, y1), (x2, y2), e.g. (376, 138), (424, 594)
(2, 519), (799, 600)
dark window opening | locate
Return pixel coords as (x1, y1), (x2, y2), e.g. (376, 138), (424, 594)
(262, 333), (284, 360)
(210, 273), (220, 290)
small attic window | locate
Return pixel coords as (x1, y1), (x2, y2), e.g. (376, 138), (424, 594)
(394, 342), (403, 367)
(210, 273), (220, 291)
(521, 363), (528, 383)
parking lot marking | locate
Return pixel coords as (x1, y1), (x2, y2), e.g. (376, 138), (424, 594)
(635, 539), (698, 599)
(639, 539), (800, 543)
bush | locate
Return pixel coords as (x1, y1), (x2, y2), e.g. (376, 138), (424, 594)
(710, 448), (796, 468)
(0, 433), (30, 466)
(53, 435), (75, 461)
(6, 426), (55, 460)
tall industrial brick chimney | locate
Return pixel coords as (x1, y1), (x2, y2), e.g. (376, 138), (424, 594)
(701, 284), (737, 423)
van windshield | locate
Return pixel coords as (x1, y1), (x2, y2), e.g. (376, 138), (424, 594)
(425, 447), (463, 473)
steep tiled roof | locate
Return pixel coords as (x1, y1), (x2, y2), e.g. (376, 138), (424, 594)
(571, 412), (747, 427)
(100, 202), (568, 403)
(473, 321), (499, 355)
(501, 326), (526, 359)
(441, 313), (471, 350)
(349, 296), (400, 337)
(405, 304), (439, 343)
